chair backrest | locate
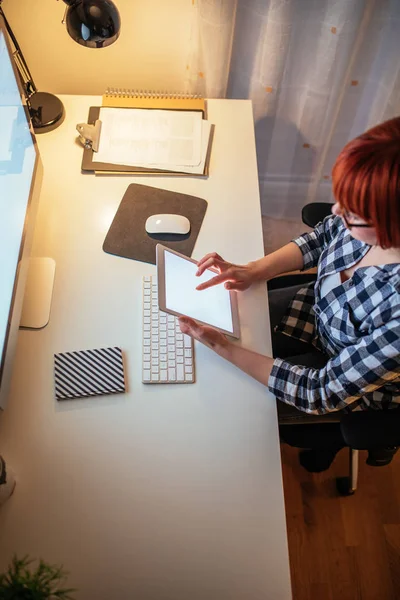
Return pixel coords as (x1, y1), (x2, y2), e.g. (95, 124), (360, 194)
(302, 202), (334, 228)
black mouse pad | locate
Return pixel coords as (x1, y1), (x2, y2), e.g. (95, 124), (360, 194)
(103, 184), (208, 265)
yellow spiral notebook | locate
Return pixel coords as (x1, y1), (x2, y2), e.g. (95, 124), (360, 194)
(102, 88), (206, 113)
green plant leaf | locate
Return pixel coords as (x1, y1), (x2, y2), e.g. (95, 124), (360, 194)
(0, 556), (76, 600)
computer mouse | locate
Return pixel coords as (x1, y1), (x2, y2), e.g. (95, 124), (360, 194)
(145, 214), (191, 235)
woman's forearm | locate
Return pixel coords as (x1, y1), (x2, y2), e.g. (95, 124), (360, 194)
(248, 241), (304, 282)
(217, 341), (275, 387)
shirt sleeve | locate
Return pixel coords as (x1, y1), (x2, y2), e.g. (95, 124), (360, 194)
(292, 214), (343, 271)
(268, 320), (400, 414)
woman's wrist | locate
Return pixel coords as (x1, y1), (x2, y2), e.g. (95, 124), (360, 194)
(214, 338), (234, 359)
(246, 258), (272, 282)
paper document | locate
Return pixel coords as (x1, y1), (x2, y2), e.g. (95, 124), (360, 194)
(132, 120), (212, 174)
(94, 107), (202, 167)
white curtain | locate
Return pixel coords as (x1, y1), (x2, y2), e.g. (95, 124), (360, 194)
(185, 0), (400, 220)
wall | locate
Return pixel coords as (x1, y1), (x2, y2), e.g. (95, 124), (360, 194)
(2, 0), (193, 95)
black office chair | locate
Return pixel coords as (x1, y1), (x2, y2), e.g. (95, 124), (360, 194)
(271, 202), (400, 495)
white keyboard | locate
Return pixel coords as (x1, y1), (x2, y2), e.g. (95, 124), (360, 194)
(142, 276), (195, 384)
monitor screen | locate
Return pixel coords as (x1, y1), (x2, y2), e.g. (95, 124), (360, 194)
(0, 22), (41, 406)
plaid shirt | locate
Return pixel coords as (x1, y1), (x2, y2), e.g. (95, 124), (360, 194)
(268, 215), (400, 414)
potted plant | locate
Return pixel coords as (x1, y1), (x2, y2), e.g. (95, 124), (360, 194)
(0, 555), (75, 599)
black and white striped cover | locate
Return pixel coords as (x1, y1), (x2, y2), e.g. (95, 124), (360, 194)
(54, 347), (125, 400)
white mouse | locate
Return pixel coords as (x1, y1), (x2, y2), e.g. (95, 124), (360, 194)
(145, 214), (190, 235)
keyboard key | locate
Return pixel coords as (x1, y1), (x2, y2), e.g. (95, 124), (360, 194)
(184, 349), (192, 358)
(168, 368), (176, 380)
(160, 370), (168, 381)
(185, 373), (194, 382)
(177, 356), (184, 364)
(184, 335), (192, 348)
(143, 370), (151, 381)
(177, 364), (185, 381)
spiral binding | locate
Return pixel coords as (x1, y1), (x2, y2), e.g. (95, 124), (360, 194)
(105, 88), (202, 100)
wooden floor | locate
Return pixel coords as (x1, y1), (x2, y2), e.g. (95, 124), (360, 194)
(281, 445), (400, 600)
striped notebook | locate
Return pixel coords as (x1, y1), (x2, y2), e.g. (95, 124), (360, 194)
(54, 347), (125, 400)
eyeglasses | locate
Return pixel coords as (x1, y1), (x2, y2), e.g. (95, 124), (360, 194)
(341, 211), (374, 230)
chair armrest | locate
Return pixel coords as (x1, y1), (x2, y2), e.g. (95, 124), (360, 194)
(267, 272), (317, 291)
(340, 411), (400, 449)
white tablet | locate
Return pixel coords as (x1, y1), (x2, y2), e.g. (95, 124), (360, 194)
(156, 244), (240, 338)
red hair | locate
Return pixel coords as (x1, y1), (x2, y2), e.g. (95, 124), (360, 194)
(332, 116), (400, 248)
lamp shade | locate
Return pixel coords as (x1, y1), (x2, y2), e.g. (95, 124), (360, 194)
(63, 0), (121, 48)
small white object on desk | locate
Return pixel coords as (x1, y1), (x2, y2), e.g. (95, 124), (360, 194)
(142, 276), (195, 384)
(145, 214), (190, 235)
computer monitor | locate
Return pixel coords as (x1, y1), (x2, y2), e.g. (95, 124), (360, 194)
(0, 14), (43, 409)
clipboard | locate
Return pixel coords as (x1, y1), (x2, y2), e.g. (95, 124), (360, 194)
(81, 106), (213, 177)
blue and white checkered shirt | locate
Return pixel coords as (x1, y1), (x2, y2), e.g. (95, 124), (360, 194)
(268, 215), (400, 414)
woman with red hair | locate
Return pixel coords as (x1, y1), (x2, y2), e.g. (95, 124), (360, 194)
(179, 117), (400, 471)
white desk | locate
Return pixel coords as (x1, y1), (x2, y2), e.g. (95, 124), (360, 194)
(0, 97), (291, 600)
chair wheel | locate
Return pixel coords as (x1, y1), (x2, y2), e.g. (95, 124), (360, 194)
(336, 477), (355, 496)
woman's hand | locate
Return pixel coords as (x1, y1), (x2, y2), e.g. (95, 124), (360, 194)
(179, 316), (275, 386)
(195, 252), (256, 291)
(179, 316), (230, 355)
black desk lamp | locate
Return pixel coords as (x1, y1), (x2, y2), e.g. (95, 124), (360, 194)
(0, 0), (121, 133)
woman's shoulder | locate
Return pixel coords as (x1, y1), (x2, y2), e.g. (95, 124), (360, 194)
(378, 263), (400, 292)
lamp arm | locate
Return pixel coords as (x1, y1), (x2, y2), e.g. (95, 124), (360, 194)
(0, 3), (37, 96)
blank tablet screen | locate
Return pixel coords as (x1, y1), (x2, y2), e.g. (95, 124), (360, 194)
(163, 249), (235, 334)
